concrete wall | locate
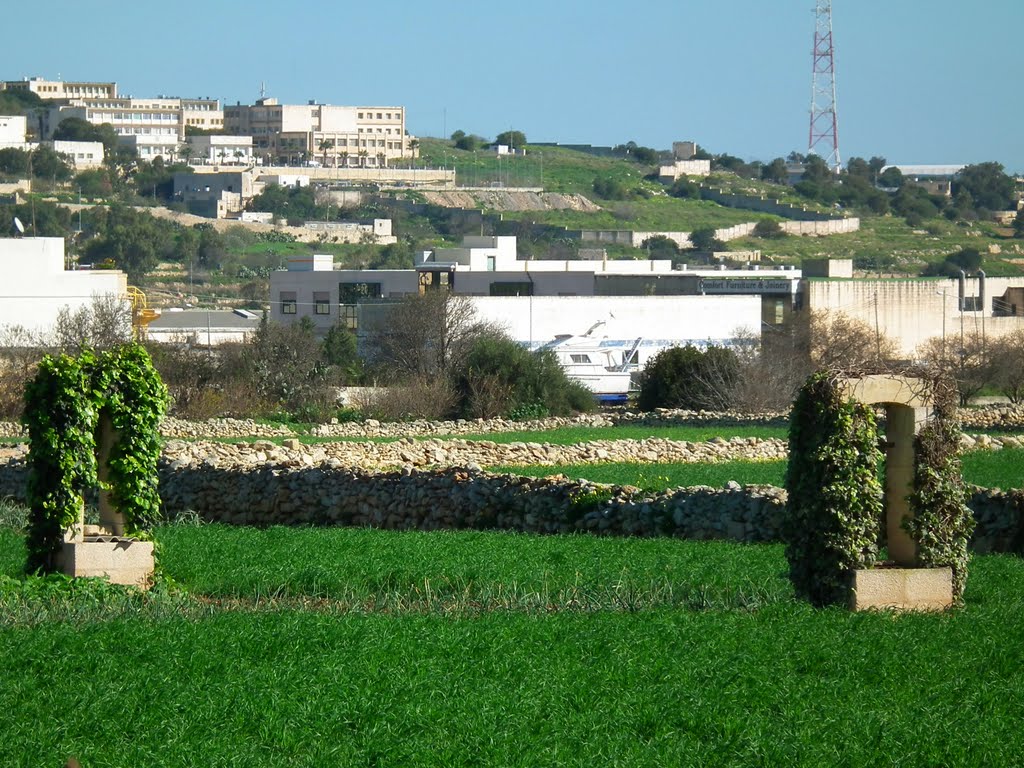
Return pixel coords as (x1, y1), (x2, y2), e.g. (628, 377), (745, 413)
(0, 237), (127, 337)
(0, 115), (27, 144)
(803, 276), (1024, 355)
(698, 185), (849, 222)
(471, 295), (761, 348)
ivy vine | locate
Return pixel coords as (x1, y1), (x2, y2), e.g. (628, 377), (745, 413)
(783, 371), (883, 606)
(23, 344), (168, 574)
(906, 385), (974, 600)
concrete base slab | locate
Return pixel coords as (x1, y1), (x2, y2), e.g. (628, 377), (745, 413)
(57, 539), (154, 589)
(850, 566), (953, 612)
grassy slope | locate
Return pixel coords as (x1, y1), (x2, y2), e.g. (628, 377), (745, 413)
(415, 137), (1023, 272)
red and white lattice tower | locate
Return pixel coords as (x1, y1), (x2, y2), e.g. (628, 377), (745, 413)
(808, 1), (841, 170)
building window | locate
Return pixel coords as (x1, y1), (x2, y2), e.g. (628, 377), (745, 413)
(338, 282), (382, 330)
(280, 291), (297, 314)
(489, 282), (533, 297)
(314, 292), (330, 315)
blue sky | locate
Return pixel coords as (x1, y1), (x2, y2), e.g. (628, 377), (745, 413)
(8, 0), (1022, 171)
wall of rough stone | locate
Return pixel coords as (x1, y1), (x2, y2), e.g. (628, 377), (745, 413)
(0, 459), (1019, 553)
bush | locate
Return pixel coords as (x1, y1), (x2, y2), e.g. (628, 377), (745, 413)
(637, 345), (739, 411)
(752, 218), (785, 239)
(453, 336), (595, 419)
(359, 378), (458, 422)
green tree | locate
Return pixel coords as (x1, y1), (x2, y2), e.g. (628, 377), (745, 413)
(802, 154), (833, 184)
(0, 147), (30, 176)
(452, 334), (592, 418)
(640, 235), (680, 259)
(494, 130), (527, 149)
(322, 322), (363, 383)
(80, 204), (179, 282)
(753, 218), (785, 239)
(877, 166), (903, 188)
(668, 175), (700, 199)
(689, 227), (724, 252)
(592, 176), (628, 200)
(369, 239), (415, 269)
(761, 158), (788, 184)
(74, 168), (115, 197)
(30, 145), (73, 182)
(246, 314), (332, 417)
(953, 162), (1015, 212)
(868, 156), (887, 184)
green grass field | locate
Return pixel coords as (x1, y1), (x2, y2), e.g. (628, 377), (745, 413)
(489, 446), (1024, 491)
(2, 523), (1024, 765)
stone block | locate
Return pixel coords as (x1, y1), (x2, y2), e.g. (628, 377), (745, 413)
(850, 566), (953, 612)
(57, 540), (155, 589)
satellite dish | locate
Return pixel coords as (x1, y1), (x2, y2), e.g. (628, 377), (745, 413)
(13, 217), (25, 236)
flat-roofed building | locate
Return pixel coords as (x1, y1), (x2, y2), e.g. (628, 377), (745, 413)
(224, 97), (416, 167)
(185, 134), (254, 166)
(1, 77), (118, 100)
(0, 237), (128, 338)
(42, 96), (222, 162)
(0, 115), (26, 147)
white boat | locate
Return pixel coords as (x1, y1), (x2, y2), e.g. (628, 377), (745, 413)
(541, 322), (647, 402)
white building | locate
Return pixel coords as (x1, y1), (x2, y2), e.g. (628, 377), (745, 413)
(49, 139), (104, 169)
(43, 96), (222, 163)
(185, 135), (254, 166)
(224, 97), (416, 167)
(0, 115), (27, 147)
(0, 237), (128, 338)
(2, 78), (118, 100)
(269, 236), (799, 351)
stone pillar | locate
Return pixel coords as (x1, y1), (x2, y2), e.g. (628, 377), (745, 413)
(884, 404), (928, 565)
(96, 412), (125, 537)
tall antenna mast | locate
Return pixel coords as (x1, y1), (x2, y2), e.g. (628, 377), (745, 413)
(808, 1), (841, 170)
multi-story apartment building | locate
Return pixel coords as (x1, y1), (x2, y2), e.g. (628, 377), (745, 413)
(224, 97), (416, 167)
(42, 96), (222, 162)
(1, 77), (118, 100)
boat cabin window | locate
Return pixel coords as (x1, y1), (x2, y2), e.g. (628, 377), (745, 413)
(570, 354), (591, 363)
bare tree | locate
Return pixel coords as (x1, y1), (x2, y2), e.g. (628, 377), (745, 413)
(915, 330), (994, 406)
(369, 291), (501, 383)
(729, 311), (901, 412)
(52, 294), (134, 353)
(989, 329), (1024, 403)
(807, 310), (899, 370)
(0, 324), (47, 418)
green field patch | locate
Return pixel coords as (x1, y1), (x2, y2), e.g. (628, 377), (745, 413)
(0, 551), (1023, 764)
(488, 460), (787, 490)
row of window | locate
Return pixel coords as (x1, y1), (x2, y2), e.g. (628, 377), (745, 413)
(357, 112), (400, 120)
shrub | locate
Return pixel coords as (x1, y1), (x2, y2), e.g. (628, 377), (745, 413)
(752, 218), (785, 239)
(637, 345), (739, 411)
(453, 336), (595, 419)
(359, 378), (458, 422)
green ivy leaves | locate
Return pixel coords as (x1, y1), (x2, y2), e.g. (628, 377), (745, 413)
(23, 344), (168, 573)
